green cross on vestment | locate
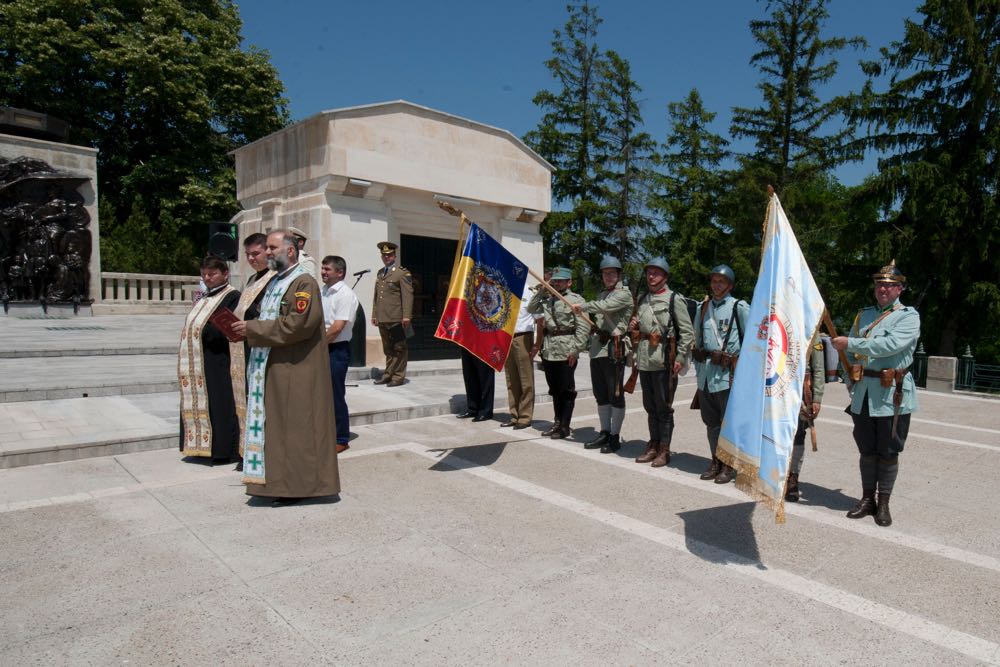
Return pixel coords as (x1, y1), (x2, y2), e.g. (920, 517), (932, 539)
(251, 386), (263, 402)
(248, 420), (263, 437)
(254, 352), (266, 365)
(247, 453), (262, 471)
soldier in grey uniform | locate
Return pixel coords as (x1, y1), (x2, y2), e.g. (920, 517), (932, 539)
(785, 336), (826, 502)
(371, 241), (414, 387)
(629, 257), (694, 467)
(572, 256), (633, 453)
(692, 264), (750, 484)
(527, 267), (590, 440)
(832, 260), (920, 527)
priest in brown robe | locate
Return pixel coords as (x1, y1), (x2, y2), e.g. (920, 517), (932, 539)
(231, 230), (341, 504)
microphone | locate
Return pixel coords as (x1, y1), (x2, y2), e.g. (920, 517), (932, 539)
(353, 269), (371, 277)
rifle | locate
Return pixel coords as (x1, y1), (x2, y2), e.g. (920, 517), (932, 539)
(802, 371), (817, 451)
(690, 296), (709, 410)
(623, 286), (642, 394)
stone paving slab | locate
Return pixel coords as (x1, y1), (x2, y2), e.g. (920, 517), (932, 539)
(0, 386), (998, 664)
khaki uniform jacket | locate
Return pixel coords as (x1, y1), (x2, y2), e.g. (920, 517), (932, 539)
(635, 289), (694, 372)
(526, 288), (590, 361)
(245, 273), (341, 498)
(845, 300), (920, 417)
(373, 263), (413, 323)
(582, 281), (633, 359)
(805, 339), (826, 406)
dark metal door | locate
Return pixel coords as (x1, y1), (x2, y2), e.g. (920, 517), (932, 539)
(401, 234), (460, 360)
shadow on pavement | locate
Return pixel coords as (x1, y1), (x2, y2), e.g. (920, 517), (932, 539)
(795, 481), (857, 512)
(427, 440), (509, 471)
(677, 501), (766, 569)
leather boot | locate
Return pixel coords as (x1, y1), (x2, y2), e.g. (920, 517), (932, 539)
(650, 441), (670, 468)
(875, 493), (892, 527)
(846, 491), (876, 519)
(600, 434), (621, 454)
(550, 420), (572, 440)
(700, 457), (721, 480)
(585, 430), (609, 450)
(714, 464), (736, 484)
(635, 440), (658, 464)
(785, 472), (800, 502)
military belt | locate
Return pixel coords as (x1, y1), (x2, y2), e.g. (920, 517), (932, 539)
(545, 327), (576, 336)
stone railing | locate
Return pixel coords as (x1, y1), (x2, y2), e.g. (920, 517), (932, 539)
(100, 272), (201, 304)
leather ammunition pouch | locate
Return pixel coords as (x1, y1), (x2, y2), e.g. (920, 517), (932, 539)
(863, 367), (909, 391)
(709, 350), (738, 370)
(545, 327), (575, 337)
(849, 364), (863, 383)
(692, 348), (708, 363)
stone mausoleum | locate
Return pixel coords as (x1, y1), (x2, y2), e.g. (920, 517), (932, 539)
(231, 100), (552, 364)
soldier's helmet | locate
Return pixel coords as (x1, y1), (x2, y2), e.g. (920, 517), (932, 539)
(872, 259), (906, 284)
(599, 255), (623, 271)
(711, 264), (735, 284)
(644, 257), (670, 274)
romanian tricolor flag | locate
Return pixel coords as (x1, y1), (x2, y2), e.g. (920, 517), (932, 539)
(434, 223), (528, 371)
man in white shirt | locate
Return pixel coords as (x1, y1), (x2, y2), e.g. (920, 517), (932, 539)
(501, 283), (544, 429)
(321, 255), (359, 453)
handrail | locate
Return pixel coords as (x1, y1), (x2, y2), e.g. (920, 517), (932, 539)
(100, 272), (201, 303)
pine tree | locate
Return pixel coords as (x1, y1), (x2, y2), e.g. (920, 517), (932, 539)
(595, 50), (656, 269)
(730, 0), (864, 188)
(525, 1), (608, 280)
(650, 89), (729, 297)
(848, 0), (1000, 360)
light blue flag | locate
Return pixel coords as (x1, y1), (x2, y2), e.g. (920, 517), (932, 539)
(718, 193), (825, 523)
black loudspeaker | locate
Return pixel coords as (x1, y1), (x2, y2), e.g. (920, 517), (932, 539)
(208, 222), (238, 261)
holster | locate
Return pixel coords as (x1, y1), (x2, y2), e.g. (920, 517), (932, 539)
(692, 348), (708, 363)
(849, 364), (863, 383)
(710, 350), (738, 370)
(611, 335), (624, 363)
(648, 331), (661, 349)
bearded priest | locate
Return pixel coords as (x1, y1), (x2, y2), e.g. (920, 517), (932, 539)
(231, 230), (341, 505)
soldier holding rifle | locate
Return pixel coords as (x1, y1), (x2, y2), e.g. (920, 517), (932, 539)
(628, 257), (694, 468)
(831, 261), (920, 527)
(692, 264), (750, 484)
(571, 256), (633, 453)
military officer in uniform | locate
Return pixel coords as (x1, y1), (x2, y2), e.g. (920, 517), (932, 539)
(571, 256), (633, 453)
(629, 257), (694, 467)
(785, 336), (826, 502)
(288, 226), (317, 279)
(527, 267), (590, 440)
(832, 260), (920, 527)
(371, 241), (414, 387)
(692, 264), (750, 484)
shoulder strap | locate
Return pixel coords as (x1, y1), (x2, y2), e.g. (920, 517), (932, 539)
(668, 291), (677, 335)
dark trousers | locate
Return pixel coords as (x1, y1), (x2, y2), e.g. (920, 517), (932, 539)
(461, 348), (495, 417)
(790, 418), (809, 474)
(850, 399), (909, 495)
(328, 342), (351, 444)
(543, 358), (578, 424)
(698, 388), (730, 457)
(590, 356), (625, 408)
(640, 370), (676, 443)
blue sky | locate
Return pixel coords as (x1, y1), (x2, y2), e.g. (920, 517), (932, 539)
(235, 1), (919, 186)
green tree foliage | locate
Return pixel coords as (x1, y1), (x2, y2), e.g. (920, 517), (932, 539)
(525, 1), (608, 282)
(731, 0), (865, 188)
(848, 0), (1000, 359)
(0, 0), (288, 274)
(595, 50), (656, 270)
(723, 0), (866, 311)
(650, 89), (730, 298)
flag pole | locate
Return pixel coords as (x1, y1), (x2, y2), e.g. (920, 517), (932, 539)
(821, 309), (853, 378)
(436, 200), (595, 327)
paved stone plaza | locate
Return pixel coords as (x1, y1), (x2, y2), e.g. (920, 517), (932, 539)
(1, 348), (999, 664)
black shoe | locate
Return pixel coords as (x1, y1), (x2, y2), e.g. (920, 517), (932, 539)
(540, 424), (559, 436)
(584, 430), (610, 450)
(457, 412), (474, 419)
(512, 423), (530, 430)
(373, 377), (390, 385)
(234, 460), (244, 472)
(472, 414), (493, 422)
(846, 495), (876, 519)
(600, 434), (621, 454)
(550, 425), (569, 440)
(386, 380), (405, 387)
(272, 497), (302, 506)
(500, 420), (516, 427)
